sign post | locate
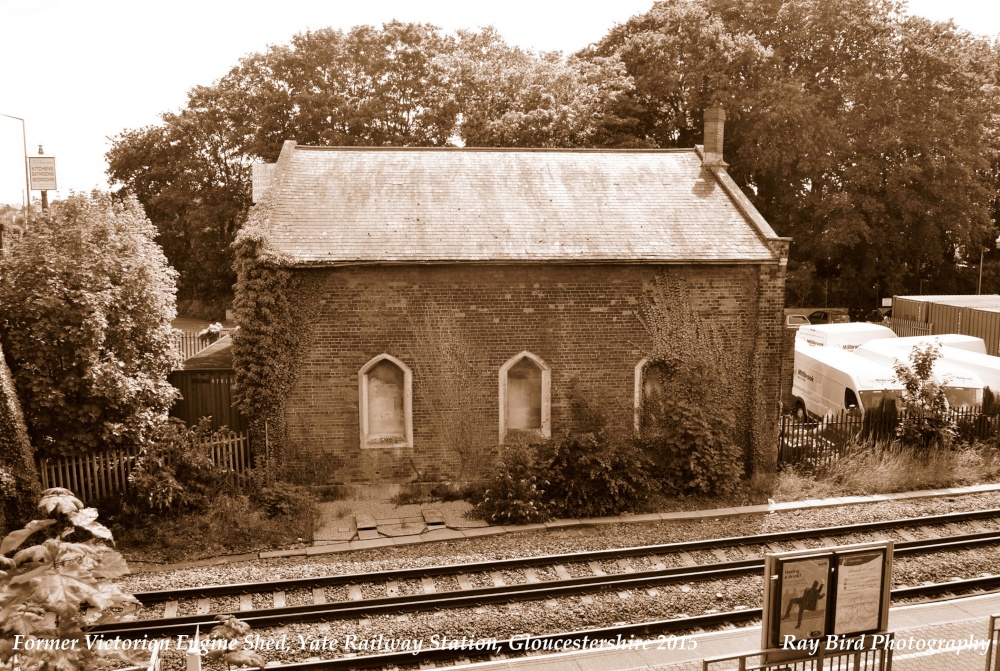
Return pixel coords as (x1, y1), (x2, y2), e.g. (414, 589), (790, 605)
(761, 541), (893, 661)
(28, 153), (56, 211)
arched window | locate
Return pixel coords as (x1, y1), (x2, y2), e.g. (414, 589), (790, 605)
(634, 359), (670, 432)
(499, 352), (551, 443)
(359, 354), (413, 449)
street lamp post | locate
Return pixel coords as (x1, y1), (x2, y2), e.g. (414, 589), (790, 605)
(0, 113), (30, 225)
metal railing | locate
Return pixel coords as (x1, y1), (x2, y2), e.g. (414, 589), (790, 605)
(704, 633), (893, 671)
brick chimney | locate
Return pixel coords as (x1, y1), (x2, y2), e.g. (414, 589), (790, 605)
(702, 107), (727, 166)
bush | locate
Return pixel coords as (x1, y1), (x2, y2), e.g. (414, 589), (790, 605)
(471, 444), (549, 524)
(893, 342), (957, 450)
(130, 418), (231, 514)
(253, 484), (316, 518)
(542, 432), (655, 517)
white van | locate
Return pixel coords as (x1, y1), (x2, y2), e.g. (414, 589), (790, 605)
(855, 339), (983, 408)
(795, 323), (897, 351)
(791, 342), (904, 420)
(873, 334), (987, 355)
(938, 346), (1000, 394)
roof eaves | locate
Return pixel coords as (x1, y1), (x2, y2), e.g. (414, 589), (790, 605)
(695, 145), (786, 256)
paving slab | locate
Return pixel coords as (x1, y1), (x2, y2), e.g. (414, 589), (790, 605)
(355, 514), (377, 530)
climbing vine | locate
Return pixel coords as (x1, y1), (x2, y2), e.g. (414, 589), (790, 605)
(232, 194), (321, 470)
(636, 272), (757, 495)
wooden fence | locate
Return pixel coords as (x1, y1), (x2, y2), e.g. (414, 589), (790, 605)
(779, 406), (999, 468)
(37, 430), (251, 503)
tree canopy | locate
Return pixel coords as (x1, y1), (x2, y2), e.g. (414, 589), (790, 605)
(108, 8), (1000, 311)
(0, 193), (179, 457)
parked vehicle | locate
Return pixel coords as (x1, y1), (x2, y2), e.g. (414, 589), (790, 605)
(855, 339), (983, 408)
(795, 323), (896, 351)
(791, 341), (904, 421)
(786, 314), (810, 328)
(874, 334), (987, 355)
(937, 346), (1000, 394)
(807, 310), (851, 325)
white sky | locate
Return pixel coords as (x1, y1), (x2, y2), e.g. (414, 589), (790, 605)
(1, 0), (998, 207)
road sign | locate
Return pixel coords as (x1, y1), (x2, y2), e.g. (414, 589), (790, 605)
(28, 156), (57, 190)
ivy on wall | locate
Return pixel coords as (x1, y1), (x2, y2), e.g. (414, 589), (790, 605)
(231, 195), (320, 469)
(636, 272), (759, 494)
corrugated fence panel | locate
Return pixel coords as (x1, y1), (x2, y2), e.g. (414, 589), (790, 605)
(892, 296), (926, 322)
(964, 308), (1000, 357)
(928, 302), (964, 336)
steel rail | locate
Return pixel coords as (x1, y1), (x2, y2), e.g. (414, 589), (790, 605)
(131, 507), (1000, 604)
(116, 577), (1000, 671)
(96, 528), (1000, 639)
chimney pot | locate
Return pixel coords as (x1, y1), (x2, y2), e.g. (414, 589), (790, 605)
(703, 107), (726, 166)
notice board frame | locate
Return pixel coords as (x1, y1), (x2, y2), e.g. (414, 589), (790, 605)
(761, 540), (893, 654)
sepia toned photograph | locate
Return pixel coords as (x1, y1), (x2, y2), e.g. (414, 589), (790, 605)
(3, 1), (1000, 670)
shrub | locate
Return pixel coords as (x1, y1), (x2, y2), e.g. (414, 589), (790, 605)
(637, 361), (743, 496)
(541, 432), (655, 517)
(0, 489), (143, 671)
(253, 484), (316, 519)
(471, 443), (549, 524)
(893, 343), (957, 450)
(129, 418), (231, 514)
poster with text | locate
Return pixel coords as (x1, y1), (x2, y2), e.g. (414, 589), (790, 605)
(833, 550), (886, 635)
(775, 556), (830, 644)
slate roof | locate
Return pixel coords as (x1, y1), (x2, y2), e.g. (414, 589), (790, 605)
(179, 336), (233, 371)
(255, 143), (781, 265)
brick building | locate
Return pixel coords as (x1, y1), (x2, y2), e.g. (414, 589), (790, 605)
(244, 110), (790, 485)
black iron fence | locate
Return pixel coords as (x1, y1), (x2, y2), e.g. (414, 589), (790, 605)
(779, 406), (1000, 468)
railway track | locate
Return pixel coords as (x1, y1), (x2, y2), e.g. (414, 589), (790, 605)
(136, 577), (1000, 671)
(98, 508), (1000, 639)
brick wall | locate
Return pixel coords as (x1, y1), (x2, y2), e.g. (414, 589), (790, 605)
(280, 262), (785, 484)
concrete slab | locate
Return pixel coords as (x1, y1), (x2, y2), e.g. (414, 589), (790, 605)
(357, 529), (381, 541)
(349, 538), (395, 550)
(618, 513), (663, 524)
(355, 514), (377, 530)
(420, 528), (466, 542)
(462, 527), (508, 537)
(423, 509), (446, 526)
(304, 543), (351, 555)
(258, 548), (305, 559)
(544, 519), (584, 529)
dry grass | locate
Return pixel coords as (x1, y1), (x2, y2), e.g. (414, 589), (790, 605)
(775, 439), (1000, 500)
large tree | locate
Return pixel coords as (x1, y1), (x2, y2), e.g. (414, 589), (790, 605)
(0, 193), (179, 457)
(588, 0), (999, 308)
(107, 23), (636, 309)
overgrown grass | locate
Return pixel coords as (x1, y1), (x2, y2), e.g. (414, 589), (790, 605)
(110, 492), (316, 564)
(775, 439), (1000, 500)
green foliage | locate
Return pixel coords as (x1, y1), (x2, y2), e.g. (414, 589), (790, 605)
(231, 196), (321, 465)
(0, 193), (179, 458)
(0, 344), (39, 533)
(541, 432), (655, 517)
(252, 484), (316, 519)
(129, 418), (232, 513)
(0, 488), (141, 671)
(637, 273), (752, 493)
(637, 362), (744, 497)
(471, 444), (550, 524)
(893, 343), (958, 450)
(589, 0), (999, 307)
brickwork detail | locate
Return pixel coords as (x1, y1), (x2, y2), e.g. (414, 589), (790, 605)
(281, 263), (785, 484)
